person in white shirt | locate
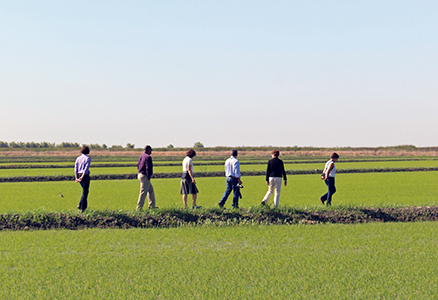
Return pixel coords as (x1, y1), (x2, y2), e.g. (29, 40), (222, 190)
(320, 153), (339, 206)
(218, 150), (242, 209)
(180, 149), (200, 209)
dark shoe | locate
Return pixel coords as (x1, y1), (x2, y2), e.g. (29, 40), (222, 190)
(192, 206), (201, 209)
(149, 207), (159, 209)
(320, 197), (325, 205)
(218, 202), (224, 208)
(261, 201), (266, 206)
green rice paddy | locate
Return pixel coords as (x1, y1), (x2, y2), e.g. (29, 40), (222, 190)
(1, 155), (438, 299)
(1, 223), (437, 299)
(2, 159), (438, 177)
(0, 171), (437, 213)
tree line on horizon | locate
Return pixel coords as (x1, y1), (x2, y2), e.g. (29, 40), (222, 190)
(0, 141), (135, 150)
(0, 141), (436, 152)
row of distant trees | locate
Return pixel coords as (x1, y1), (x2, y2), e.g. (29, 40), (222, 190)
(0, 141), (205, 150)
(0, 141), (135, 149)
(1, 141), (427, 152)
(0, 141), (203, 150)
(166, 142), (204, 149)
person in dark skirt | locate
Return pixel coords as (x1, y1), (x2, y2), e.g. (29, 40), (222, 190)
(74, 146), (91, 212)
(181, 149), (200, 209)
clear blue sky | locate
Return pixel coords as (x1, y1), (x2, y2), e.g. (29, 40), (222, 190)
(1, 1), (437, 148)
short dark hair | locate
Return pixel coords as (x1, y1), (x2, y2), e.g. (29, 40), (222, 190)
(144, 145), (152, 152)
(186, 149), (196, 158)
(231, 149), (238, 156)
(271, 149), (280, 157)
(331, 152), (339, 159)
(81, 146), (90, 155)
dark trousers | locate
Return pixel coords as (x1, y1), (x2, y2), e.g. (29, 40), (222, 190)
(219, 177), (240, 207)
(78, 174), (90, 211)
(321, 177), (336, 206)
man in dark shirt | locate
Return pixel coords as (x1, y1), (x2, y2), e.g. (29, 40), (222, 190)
(261, 149), (287, 208)
(137, 145), (157, 209)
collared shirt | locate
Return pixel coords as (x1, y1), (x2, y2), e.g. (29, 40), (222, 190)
(138, 152), (153, 179)
(224, 156), (240, 178)
(266, 157), (287, 182)
(74, 154), (91, 174)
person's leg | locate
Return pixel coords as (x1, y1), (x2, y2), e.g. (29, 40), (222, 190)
(262, 177), (275, 205)
(79, 174), (90, 211)
(219, 177), (233, 206)
(231, 178), (240, 208)
(147, 182), (156, 208)
(326, 177), (336, 206)
(137, 174), (149, 210)
(77, 173), (83, 209)
(182, 194), (188, 208)
(192, 193), (198, 207)
(321, 180), (329, 204)
(273, 177), (282, 208)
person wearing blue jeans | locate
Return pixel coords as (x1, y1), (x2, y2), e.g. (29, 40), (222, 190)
(219, 150), (242, 209)
(320, 153), (339, 206)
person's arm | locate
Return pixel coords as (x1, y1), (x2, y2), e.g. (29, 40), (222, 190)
(186, 160), (196, 183)
(147, 156), (153, 180)
(235, 160), (242, 184)
(266, 160), (271, 185)
(74, 159), (79, 182)
(281, 161), (287, 186)
(137, 156), (142, 173)
(83, 157), (90, 175)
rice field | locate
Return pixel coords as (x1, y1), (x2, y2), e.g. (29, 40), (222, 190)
(0, 171), (437, 213)
(1, 154), (438, 299)
(1, 222), (438, 299)
(2, 159), (438, 178)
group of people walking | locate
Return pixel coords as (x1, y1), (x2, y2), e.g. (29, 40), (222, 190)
(74, 145), (339, 212)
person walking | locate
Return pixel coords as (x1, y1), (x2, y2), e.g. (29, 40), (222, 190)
(137, 145), (157, 210)
(181, 149), (200, 209)
(320, 153), (340, 206)
(74, 146), (91, 213)
(261, 149), (287, 208)
(218, 149), (242, 209)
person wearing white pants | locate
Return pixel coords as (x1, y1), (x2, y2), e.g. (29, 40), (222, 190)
(261, 149), (287, 208)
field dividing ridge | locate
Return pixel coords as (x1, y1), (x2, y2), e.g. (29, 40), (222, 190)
(1, 206), (438, 230)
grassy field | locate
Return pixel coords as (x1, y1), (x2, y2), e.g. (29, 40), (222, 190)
(1, 171), (438, 213)
(2, 160), (438, 177)
(1, 222), (437, 299)
(1, 152), (438, 299)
